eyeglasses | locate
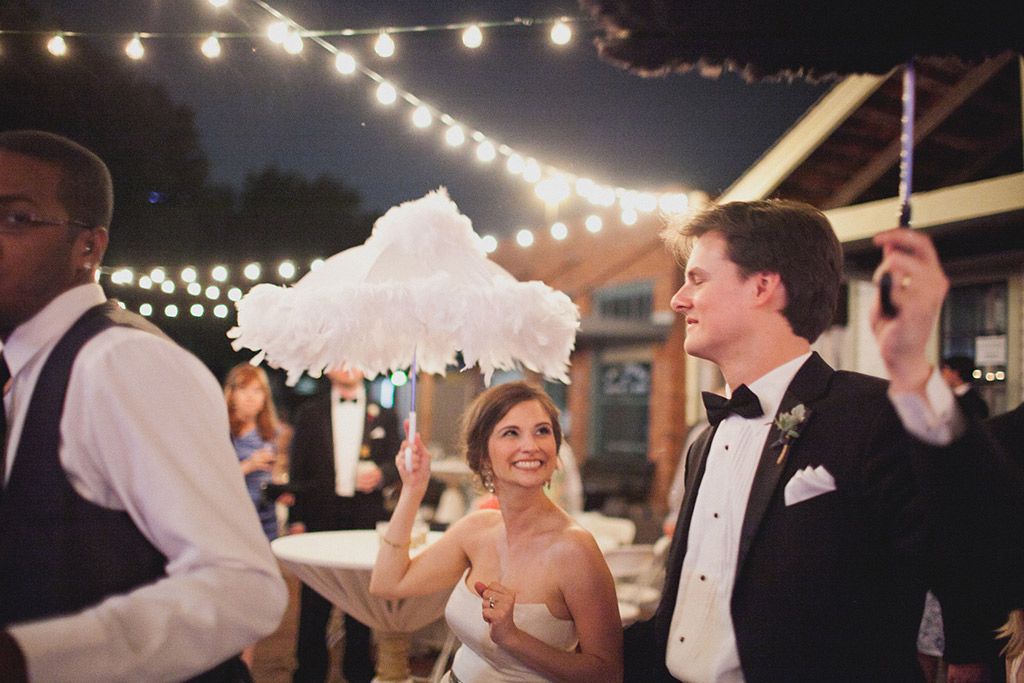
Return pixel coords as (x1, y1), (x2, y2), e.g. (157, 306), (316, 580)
(0, 209), (95, 233)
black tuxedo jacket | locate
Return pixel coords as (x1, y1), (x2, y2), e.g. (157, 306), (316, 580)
(629, 353), (1004, 683)
(288, 392), (401, 532)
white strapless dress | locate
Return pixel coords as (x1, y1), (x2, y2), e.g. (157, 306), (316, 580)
(444, 571), (578, 682)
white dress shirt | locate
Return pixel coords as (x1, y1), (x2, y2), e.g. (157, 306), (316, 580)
(1, 284), (286, 683)
(331, 383), (366, 497)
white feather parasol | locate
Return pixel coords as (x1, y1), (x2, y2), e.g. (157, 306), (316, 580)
(228, 188), (580, 386)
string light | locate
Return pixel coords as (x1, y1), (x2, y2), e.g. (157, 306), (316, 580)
(14, 7), (690, 222)
(125, 35), (145, 60)
(535, 175), (570, 204)
(621, 208), (638, 225)
(462, 25), (483, 49)
(376, 82), (397, 105)
(139, 303), (153, 317)
(201, 33), (221, 59)
(550, 21), (572, 45)
(516, 229), (534, 247)
(278, 261), (296, 279)
(181, 266), (198, 283)
(550, 222), (568, 240)
(243, 262), (261, 280)
(310, 258), (325, 271)
(507, 154), (525, 175)
(267, 21), (288, 43)
(481, 235), (498, 253)
(187, 282), (202, 295)
(445, 125), (466, 147)
(283, 31), (303, 54)
(374, 31), (395, 58)
(334, 52), (356, 75)
(585, 215), (603, 233)
(227, 287), (243, 301)
(523, 160), (542, 183)
(47, 34), (67, 56)
(160, 280), (175, 294)
(165, 304), (179, 318)
(211, 265), (228, 282)
(139, 276), (153, 290)
(190, 303), (205, 317)
(205, 285), (221, 299)
(412, 106), (432, 128)
(150, 268), (166, 283)
(475, 141), (496, 163)
(214, 304), (230, 318)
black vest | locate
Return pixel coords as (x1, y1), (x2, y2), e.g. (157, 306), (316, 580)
(0, 302), (250, 682)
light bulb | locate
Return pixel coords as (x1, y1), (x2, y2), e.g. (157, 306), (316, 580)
(462, 25), (483, 49)
(445, 125), (466, 147)
(125, 36), (145, 60)
(283, 32), (303, 54)
(47, 35), (68, 57)
(374, 32), (395, 58)
(551, 21), (572, 45)
(335, 52), (356, 74)
(376, 82), (397, 105)
(412, 106), (432, 128)
(267, 22), (288, 44)
(201, 34), (221, 59)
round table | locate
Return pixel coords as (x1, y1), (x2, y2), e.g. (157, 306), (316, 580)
(272, 529), (453, 683)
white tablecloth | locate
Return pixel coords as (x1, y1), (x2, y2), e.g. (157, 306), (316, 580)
(272, 529), (453, 633)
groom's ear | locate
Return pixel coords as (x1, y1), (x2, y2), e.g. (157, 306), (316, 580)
(752, 271), (785, 309)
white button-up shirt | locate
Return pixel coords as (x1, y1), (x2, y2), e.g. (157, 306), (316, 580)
(2, 283), (286, 683)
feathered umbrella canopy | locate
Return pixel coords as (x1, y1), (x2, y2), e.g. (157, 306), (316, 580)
(229, 188), (580, 386)
(578, 0), (1024, 82)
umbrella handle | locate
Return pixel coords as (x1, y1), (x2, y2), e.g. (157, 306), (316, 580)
(405, 411), (416, 471)
(879, 60), (916, 319)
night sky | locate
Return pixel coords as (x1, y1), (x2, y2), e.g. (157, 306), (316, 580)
(21, 0), (828, 239)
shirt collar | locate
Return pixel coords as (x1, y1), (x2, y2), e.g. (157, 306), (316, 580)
(742, 351), (813, 422)
(2, 283), (106, 379)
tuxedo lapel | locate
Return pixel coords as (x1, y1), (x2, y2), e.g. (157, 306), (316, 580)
(735, 353), (833, 574)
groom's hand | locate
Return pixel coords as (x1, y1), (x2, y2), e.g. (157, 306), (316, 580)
(870, 228), (949, 395)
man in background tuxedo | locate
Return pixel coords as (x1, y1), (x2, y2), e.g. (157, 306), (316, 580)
(625, 199), (1019, 683)
(289, 366), (401, 683)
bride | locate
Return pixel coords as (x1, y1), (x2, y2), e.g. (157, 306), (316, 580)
(370, 381), (622, 683)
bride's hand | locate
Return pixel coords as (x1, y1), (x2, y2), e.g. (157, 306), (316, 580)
(475, 581), (521, 649)
(396, 422), (431, 492)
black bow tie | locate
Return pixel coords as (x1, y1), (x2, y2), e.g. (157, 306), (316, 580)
(703, 385), (763, 426)
(337, 396), (358, 404)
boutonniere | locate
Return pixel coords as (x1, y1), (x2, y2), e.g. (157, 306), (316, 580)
(366, 403), (380, 418)
(772, 404), (810, 464)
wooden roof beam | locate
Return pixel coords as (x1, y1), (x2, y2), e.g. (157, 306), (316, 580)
(824, 52), (1017, 210)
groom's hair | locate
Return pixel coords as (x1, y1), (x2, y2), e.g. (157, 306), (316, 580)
(662, 199), (844, 343)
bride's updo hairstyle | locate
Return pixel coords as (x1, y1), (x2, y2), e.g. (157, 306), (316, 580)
(460, 381), (562, 488)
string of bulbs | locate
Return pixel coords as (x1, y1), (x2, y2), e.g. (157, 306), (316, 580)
(5, 0), (695, 241)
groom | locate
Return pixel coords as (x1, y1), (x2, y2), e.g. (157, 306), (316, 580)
(629, 200), (1016, 682)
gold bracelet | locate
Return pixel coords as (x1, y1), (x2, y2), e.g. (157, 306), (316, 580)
(380, 535), (410, 549)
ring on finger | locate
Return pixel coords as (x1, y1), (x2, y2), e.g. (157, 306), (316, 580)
(489, 597), (495, 608)
(901, 275), (912, 288)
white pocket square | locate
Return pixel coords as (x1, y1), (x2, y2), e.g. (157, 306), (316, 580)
(784, 465), (836, 506)
(369, 426), (386, 440)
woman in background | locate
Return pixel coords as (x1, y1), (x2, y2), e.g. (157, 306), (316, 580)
(224, 363), (286, 542)
(371, 381), (622, 683)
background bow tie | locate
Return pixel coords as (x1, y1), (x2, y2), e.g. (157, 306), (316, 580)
(703, 385), (764, 426)
(337, 396), (358, 403)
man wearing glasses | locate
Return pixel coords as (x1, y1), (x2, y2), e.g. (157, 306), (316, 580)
(0, 130), (286, 682)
